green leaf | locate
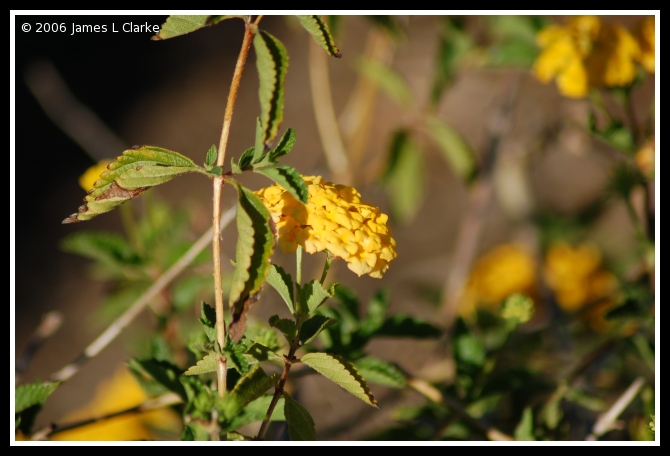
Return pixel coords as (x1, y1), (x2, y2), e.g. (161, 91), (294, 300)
(454, 333), (486, 368)
(184, 353), (218, 376)
(299, 314), (338, 345)
(539, 382), (568, 430)
(268, 128), (297, 162)
(269, 315), (298, 341)
(266, 264), (294, 314)
(253, 117), (265, 163)
(424, 117), (477, 183)
(172, 276), (213, 312)
(199, 301), (217, 343)
(382, 130), (425, 224)
(296, 15), (341, 58)
(15, 382), (59, 413)
(205, 144), (217, 168)
(301, 352), (377, 407)
(374, 315), (442, 339)
(254, 165), (308, 204)
(298, 280), (336, 315)
(128, 358), (187, 401)
(565, 387), (606, 412)
(354, 357), (407, 389)
(254, 30), (289, 146)
(431, 17), (474, 104)
(223, 365), (279, 418)
(244, 342), (284, 364)
(355, 57), (413, 108)
(228, 182), (275, 342)
(284, 393), (316, 441)
(514, 407), (535, 441)
(224, 394), (285, 432)
(238, 147), (256, 170)
(360, 290), (390, 337)
(209, 166), (222, 176)
(588, 114), (635, 153)
(61, 231), (140, 272)
(365, 16), (404, 39)
(152, 15), (241, 40)
(63, 146), (203, 223)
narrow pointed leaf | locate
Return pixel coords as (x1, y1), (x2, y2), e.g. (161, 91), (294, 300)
(301, 353), (377, 407)
(238, 147), (256, 170)
(228, 182), (274, 341)
(284, 393), (316, 441)
(356, 57), (413, 108)
(129, 358), (187, 401)
(223, 365), (279, 418)
(184, 353), (218, 376)
(269, 314), (298, 341)
(296, 15), (341, 58)
(152, 15), (242, 40)
(266, 264), (294, 313)
(299, 314), (338, 345)
(199, 301), (217, 343)
(254, 165), (308, 204)
(63, 146), (202, 223)
(382, 130), (425, 224)
(424, 117), (477, 183)
(254, 30), (288, 145)
(268, 128), (297, 162)
(253, 117), (265, 162)
(354, 357), (407, 389)
(514, 407), (536, 441)
(15, 382), (59, 414)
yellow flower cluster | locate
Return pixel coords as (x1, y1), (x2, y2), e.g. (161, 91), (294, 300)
(544, 242), (617, 330)
(255, 175), (397, 278)
(459, 244), (537, 316)
(79, 160), (112, 192)
(634, 17), (655, 73)
(532, 16), (654, 98)
(52, 367), (181, 441)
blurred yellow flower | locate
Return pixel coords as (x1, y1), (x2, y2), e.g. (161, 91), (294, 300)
(635, 136), (655, 180)
(79, 160), (112, 192)
(633, 17), (655, 73)
(532, 16), (642, 98)
(459, 244), (536, 316)
(255, 175), (397, 278)
(52, 367), (181, 441)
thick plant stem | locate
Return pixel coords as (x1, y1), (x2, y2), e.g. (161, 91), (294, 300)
(211, 18), (258, 397)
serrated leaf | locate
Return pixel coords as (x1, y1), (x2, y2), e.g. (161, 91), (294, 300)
(15, 382), (59, 414)
(254, 30), (288, 146)
(424, 117), (477, 183)
(63, 146), (203, 223)
(224, 338), (252, 374)
(296, 15), (341, 58)
(128, 358), (187, 401)
(514, 407), (535, 441)
(205, 144), (217, 168)
(284, 393), (316, 441)
(223, 365), (279, 418)
(266, 264), (294, 314)
(354, 357), (407, 389)
(373, 315), (442, 339)
(247, 326), (282, 353)
(224, 394), (285, 432)
(244, 342), (284, 364)
(382, 130), (425, 224)
(152, 15), (241, 40)
(228, 182), (274, 342)
(184, 353), (218, 376)
(355, 57), (413, 108)
(298, 280), (336, 315)
(269, 315), (298, 341)
(299, 314), (338, 345)
(301, 353), (377, 407)
(254, 165), (308, 204)
(268, 128), (297, 162)
(253, 117), (265, 163)
(199, 301), (217, 343)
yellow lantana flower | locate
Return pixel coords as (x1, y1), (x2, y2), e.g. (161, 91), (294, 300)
(79, 160), (112, 192)
(633, 17), (655, 73)
(255, 175), (397, 278)
(459, 244), (537, 316)
(52, 367), (181, 441)
(533, 16), (641, 98)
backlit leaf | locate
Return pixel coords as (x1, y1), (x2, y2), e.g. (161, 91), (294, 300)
(152, 15), (242, 40)
(354, 357), (407, 389)
(254, 30), (289, 145)
(15, 382), (59, 414)
(266, 264), (294, 314)
(296, 15), (341, 57)
(184, 353), (218, 376)
(254, 165), (308, 204)
(299, 314), (338, 345)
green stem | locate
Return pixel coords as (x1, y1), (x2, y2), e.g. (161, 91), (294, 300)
(296, 245), (303, 285)
(319, 254), (332, 285)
